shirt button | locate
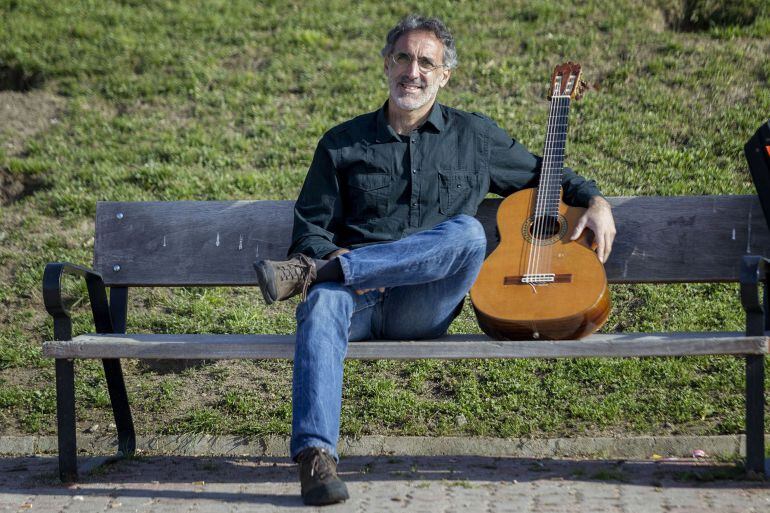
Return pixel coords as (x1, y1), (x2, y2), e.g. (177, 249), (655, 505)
(412, 202), (418, 207)
(412, 169), (417, 174)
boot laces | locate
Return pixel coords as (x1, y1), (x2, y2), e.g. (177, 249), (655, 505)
(280, 254), (315, 301)
(305, 449), (334, 479)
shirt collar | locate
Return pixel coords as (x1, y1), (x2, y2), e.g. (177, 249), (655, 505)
(424, 101), (445, 132)
(375, 103), (397, 142)
(375, 100), (446, 142)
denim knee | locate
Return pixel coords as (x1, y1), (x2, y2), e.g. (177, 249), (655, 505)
(297, 283), (354, 321)
(295, 283), (354, 354)
(450, 214), (487, 252)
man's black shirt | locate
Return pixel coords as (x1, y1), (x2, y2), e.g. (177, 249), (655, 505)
(289, 101), (602, 259)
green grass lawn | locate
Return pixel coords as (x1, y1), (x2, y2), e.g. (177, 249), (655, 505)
(0, 0), (768, 441)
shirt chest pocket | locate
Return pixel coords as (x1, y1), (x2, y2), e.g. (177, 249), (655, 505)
(438, 169), (479, 216)
(345, 172), (391, 221)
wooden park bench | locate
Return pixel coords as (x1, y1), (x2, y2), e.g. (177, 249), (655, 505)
(43, 195), (768, 482)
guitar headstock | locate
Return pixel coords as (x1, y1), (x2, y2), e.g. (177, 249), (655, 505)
(548, 62), (586, 100)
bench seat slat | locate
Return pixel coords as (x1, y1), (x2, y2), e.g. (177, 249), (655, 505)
(43, 333), (769, 360)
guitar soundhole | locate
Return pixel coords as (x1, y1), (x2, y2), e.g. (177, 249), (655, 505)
(522, 214), (568, 245)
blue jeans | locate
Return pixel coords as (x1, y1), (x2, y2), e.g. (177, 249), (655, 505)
(290, 215), (487, 462)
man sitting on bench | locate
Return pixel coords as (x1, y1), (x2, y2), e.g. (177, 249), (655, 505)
(254, 14), (616, 506)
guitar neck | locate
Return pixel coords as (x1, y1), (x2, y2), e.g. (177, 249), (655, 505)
(536, 95), (571, 215)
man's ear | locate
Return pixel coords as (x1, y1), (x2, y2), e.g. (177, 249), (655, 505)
(383, 57), (390, 76)
(438, 68), (452, 88)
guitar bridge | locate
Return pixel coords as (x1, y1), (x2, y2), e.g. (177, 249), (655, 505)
(505, 274), (572, 285)
(521, 273), (555, 284)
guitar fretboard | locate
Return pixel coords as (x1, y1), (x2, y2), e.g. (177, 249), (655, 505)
(535, 95), (571, 217)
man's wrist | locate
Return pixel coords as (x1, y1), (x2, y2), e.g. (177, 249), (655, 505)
(588, 195), (610, 209)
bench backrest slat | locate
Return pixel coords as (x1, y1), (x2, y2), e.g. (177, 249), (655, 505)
(94, 195), (770, 286)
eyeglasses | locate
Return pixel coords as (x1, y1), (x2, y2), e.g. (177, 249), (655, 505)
(390, 52), (445, 73)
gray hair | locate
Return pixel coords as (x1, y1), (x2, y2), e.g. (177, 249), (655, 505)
(380, 14), (457, 70)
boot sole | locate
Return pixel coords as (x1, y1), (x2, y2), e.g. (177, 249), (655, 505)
(302, 480), (350, 506)
(253, 261), (278, 305)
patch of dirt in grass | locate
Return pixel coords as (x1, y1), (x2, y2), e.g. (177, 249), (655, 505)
(649, 8), (668, 33)
(0, 365), (49, 390)
(0, 90), (66, 157)
(0, 90), (65, 206)
(221, 47), (270, 72)
(0, 167), (47, 205)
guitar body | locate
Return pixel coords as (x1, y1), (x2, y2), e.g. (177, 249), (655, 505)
(470, 188), (610, 340)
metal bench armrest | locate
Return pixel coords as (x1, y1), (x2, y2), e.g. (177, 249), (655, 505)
(43, 262), (113, 340)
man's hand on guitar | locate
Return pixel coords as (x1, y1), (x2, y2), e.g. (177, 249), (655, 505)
(569, 195), (616, 263)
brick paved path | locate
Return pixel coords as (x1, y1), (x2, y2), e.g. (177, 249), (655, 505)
(0, 455), (768, 512)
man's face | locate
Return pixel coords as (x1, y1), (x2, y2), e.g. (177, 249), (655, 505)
(384, 30), (451, 112)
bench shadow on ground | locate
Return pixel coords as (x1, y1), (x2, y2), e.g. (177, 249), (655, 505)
(0, 455), (767, 508)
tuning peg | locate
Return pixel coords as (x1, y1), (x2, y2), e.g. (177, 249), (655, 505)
(575, 80), (589, 100)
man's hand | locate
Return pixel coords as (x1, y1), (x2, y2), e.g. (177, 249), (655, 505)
(325, 248), (350, 260)
(325, 248), (384, 295)
(569, 196), (616, 263)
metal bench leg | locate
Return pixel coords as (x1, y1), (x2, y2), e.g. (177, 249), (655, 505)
(102, 358), (136, 457)
(56, 358), (77, 482)
(104, 286), (136, 458)
(745, 354), (766, 476)
(740, 256), (768, 476)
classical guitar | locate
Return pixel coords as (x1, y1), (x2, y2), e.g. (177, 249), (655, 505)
(470, 62), (610, 340)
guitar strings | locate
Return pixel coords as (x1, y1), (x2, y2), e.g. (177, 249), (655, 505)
(546, 97), (570, 277)
(533, 94), (557, 285)
(527, 94), (570, 286)
(525, 100), (544, 283)
(545, 97), (570, 280)
(541, 95), (562, 281)
(527, 94), (552, 283)
(536, 94), (561, 282)
(527, 94), (557, 283)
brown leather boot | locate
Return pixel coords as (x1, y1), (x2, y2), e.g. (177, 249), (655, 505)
(296, 447), (349, 506)
(253, 254), (317, 305)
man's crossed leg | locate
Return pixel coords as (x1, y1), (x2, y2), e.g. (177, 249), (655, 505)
(254, 215), (487, 505)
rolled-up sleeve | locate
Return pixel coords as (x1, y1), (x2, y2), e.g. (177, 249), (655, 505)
(288, 139), (344, 259)
(486, 121), (602, 207)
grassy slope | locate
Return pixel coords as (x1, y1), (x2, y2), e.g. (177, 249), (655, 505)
(0, 0), (768, 441)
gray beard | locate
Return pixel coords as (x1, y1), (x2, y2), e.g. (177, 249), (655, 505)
(390, 79), (441, 111)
